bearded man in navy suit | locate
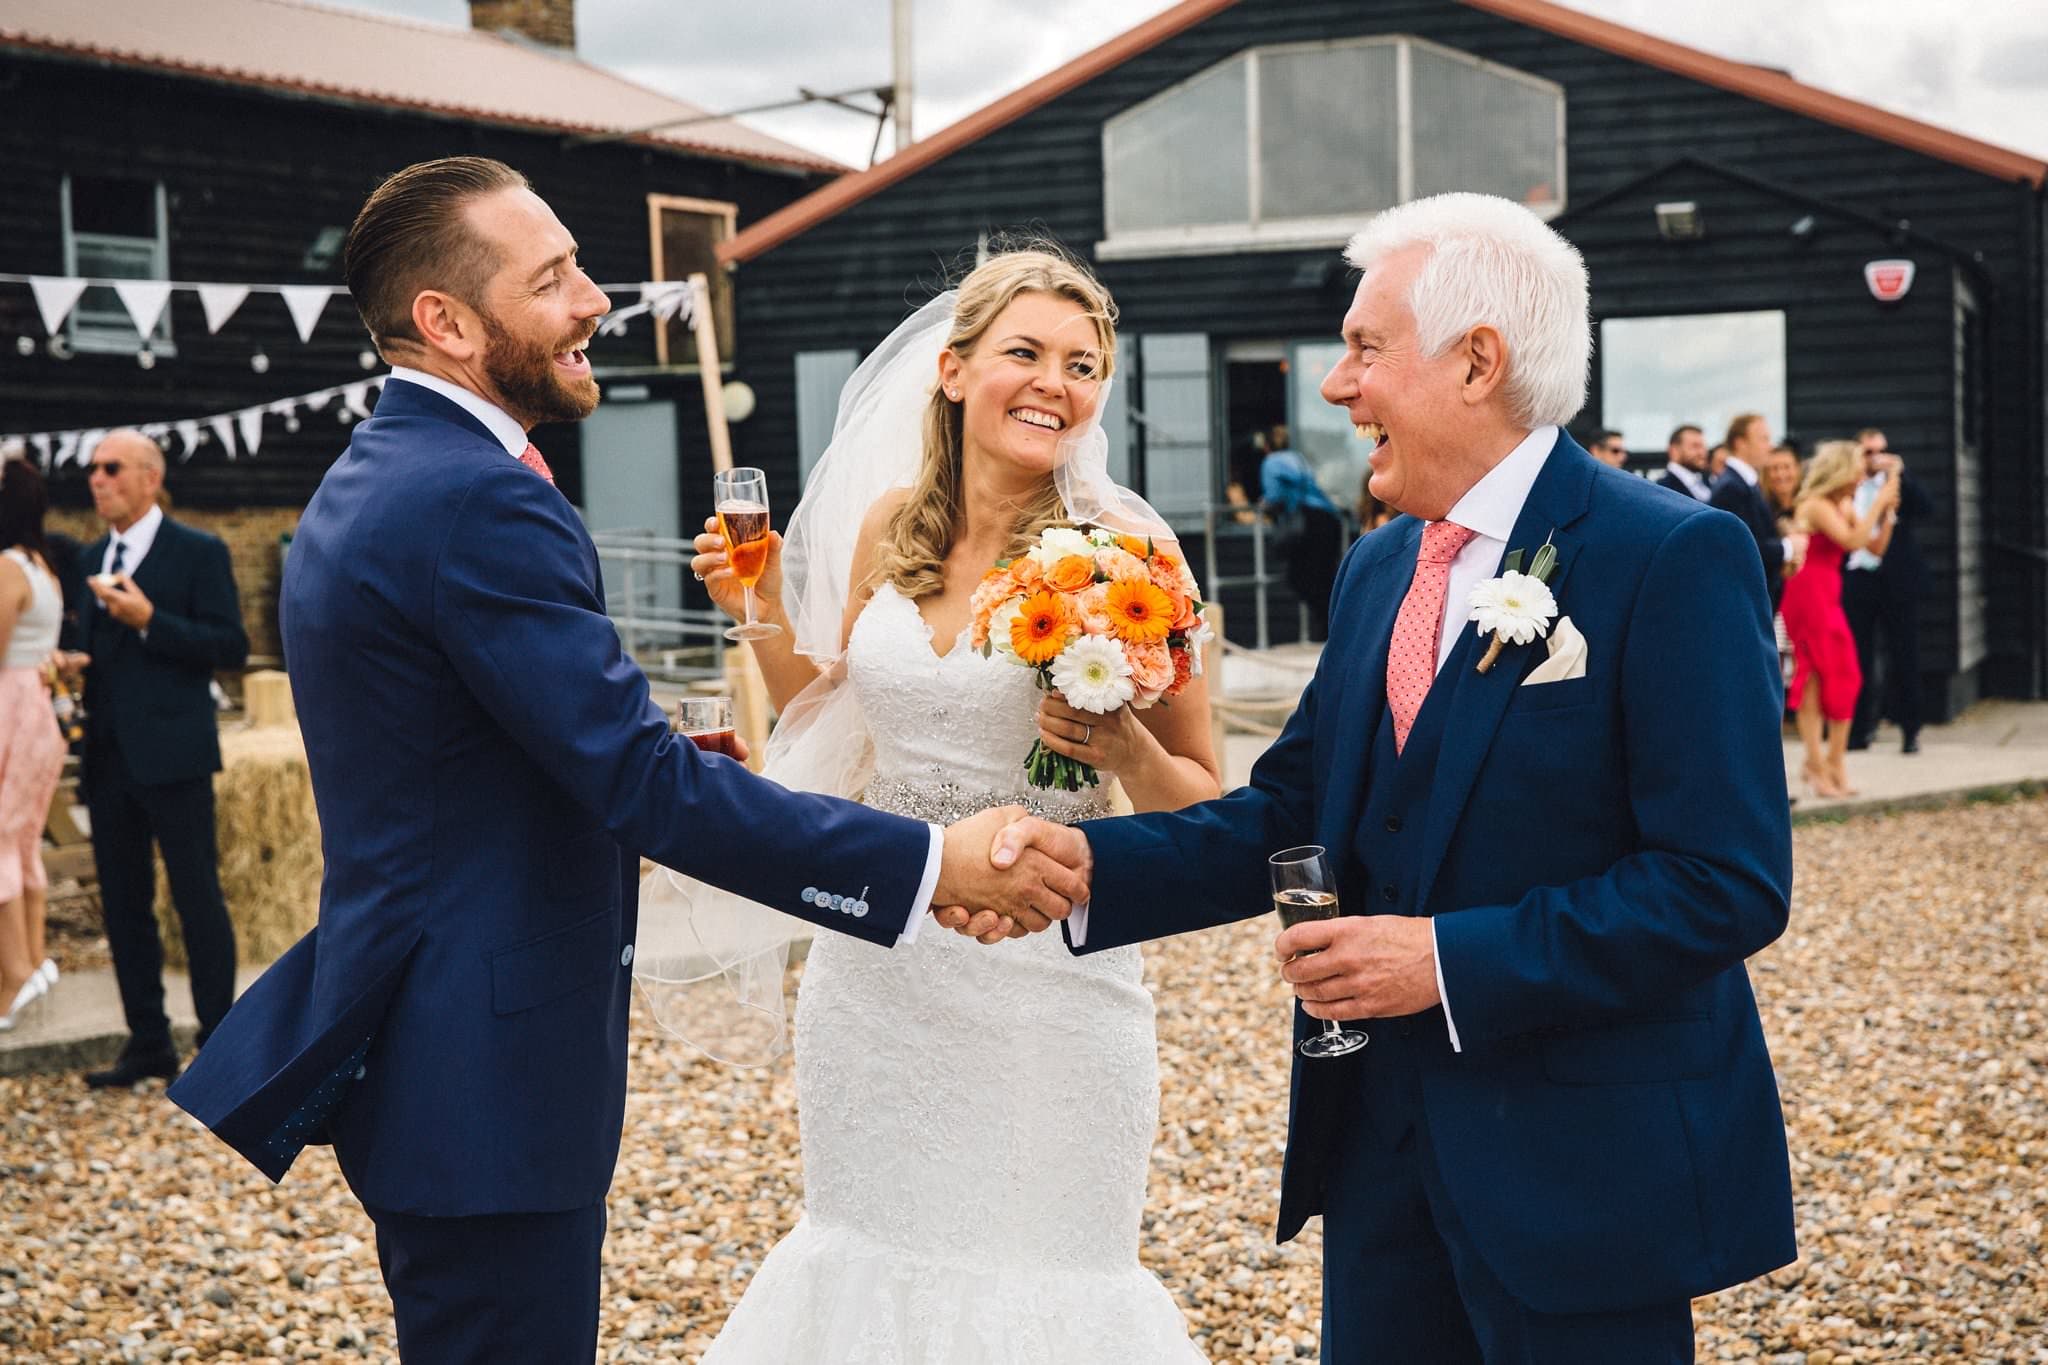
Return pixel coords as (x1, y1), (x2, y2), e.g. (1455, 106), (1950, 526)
(977, 194), (1797, 1363)
(170, 157), (1084, 1363)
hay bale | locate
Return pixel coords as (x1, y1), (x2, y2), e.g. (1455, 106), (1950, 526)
(154, 725), (322, 968)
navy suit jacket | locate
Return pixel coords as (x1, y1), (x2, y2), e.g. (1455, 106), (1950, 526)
(1077, 433), (1797, 1315)
(172, 380), (934, 1216)
(1709, 467), (1788, 587)
(75, 517), (248, 787)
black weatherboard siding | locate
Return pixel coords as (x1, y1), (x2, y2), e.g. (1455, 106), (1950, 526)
(0, 50), (825, 516)
(727, 0), (2047, 713)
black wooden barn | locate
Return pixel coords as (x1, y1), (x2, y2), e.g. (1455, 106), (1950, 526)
(714, 0), (2048, 717)
(0, 0), (836, 651)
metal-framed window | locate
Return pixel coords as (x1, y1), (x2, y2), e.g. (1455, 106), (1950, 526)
(1100, 35), (1566, 260)
(61, 174), (174, 356)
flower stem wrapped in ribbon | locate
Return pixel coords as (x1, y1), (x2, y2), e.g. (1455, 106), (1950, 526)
(971, 525), (1212, 790)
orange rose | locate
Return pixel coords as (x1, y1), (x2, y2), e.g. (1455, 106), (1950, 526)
(1128, 639), (1174, 695)
(1010, 556), (1044, 587)
(1171, 593), (1200, 633)
(1046, 554), (1096, 593)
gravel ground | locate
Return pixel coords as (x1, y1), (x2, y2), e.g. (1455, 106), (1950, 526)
(3, 796), (2044, 1364)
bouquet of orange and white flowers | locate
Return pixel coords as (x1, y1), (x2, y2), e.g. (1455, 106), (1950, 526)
(970, 525), (1212, 791)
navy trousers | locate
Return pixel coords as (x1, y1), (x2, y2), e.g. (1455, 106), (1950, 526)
(369, 1201), (607, 1363)
(1320, 1053), (1694, 1364)
(86, 738), (237, 1052)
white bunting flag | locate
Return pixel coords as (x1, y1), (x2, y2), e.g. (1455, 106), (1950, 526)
(280, 286), (334, 343)
(28, 276), (89, 335)
(207, 414), (240, 461)
(236, 407), (265, 457)
(54, 432), (81, 468)
(29, 434), (51, 469)
(342, 382), (374, 418)
(304, 388), (333, 413)
(175, 420), (203, 460)
(112, 280), (175, 340)
(197, 284), (251, 335)
(140, 422), (171, 443)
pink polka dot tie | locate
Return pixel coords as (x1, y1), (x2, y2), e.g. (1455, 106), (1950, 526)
(1386, 520), (1478, 753)
(518, 442), (555, 485)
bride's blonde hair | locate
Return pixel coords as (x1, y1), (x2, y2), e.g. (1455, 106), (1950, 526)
(879, 246), (1119, 600)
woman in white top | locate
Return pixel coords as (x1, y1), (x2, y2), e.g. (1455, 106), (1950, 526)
(0, 457), (68, 1029)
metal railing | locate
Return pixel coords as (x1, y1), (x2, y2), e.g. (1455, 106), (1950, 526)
(1184, 503), (1313, 652)
(590, 529), (733, 681)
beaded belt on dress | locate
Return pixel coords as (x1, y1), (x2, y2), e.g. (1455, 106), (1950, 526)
(863, 776), (1111, 826)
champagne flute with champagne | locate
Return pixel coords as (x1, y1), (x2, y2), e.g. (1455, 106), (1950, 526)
(714, 466), (781, 642)
(1270, 845), (1368, 1059)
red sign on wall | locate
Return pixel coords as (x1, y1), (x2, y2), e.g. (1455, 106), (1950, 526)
(1864, 260), (1916, 303)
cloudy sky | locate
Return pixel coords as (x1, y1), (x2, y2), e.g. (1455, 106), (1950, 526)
(336, 0), (2048, 170)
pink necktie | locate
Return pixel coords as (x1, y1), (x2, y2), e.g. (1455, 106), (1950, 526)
(518, 442), (555, 485)
(1386, 520), (1478, 753)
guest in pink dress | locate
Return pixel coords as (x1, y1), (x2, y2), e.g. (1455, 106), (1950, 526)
(1, 457), (68, 1029)
(1781, 440), (1896, 798)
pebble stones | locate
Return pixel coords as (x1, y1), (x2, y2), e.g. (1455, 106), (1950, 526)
(1, 797), (2042, 1362)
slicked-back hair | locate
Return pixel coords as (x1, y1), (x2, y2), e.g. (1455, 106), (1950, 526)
(345, 157), (528, 352)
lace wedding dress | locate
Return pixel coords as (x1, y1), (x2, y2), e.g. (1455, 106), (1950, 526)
(702, 582), (1206, 1363)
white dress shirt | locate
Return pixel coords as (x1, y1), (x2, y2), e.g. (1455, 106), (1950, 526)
(1847, 473), (1886, 572)
(100, 501), (165, 577)
(1660, 462), (1711, 501)
(385, 369), (946, 943)
(1425, 423), (1559, 1050)
(1723, 454), (1759, 488)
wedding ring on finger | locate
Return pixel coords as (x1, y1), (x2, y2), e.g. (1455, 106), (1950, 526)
(1081, 724), (1093, 744)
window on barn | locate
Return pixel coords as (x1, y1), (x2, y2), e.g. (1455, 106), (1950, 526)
(1598, 311), (1787, 455)
(648, 195), (737, 368)
(61, 174), (174, 356)
(1101, 36), (1565, 259)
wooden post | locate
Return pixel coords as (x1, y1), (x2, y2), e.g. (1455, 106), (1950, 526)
(689, 273), (734, 474)
(723, 647), (772, 774)
(1205, 601), (1227, 775)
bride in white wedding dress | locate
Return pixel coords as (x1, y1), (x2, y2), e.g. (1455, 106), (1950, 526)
(678, 249), (1219, 1362)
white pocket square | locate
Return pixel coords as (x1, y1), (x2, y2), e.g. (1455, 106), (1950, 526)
(1520, 615), (1587, 685)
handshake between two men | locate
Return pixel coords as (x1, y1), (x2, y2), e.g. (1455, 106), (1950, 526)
(926, 808), (1443, 1024)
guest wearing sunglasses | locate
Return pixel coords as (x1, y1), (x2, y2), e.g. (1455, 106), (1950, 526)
(74, 431), (248, 1087)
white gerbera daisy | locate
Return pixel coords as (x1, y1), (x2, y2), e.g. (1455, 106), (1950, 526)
(1049, 634), (1136, 712)
(1467, 570), (1557, 645)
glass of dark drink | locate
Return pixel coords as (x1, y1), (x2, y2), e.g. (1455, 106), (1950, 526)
(673, 695), (742, 759)
(1270, 845), (1368, 1059)
(713, 466), (781, 642)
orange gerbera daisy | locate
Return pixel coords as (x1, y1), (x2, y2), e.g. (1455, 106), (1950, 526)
(1104, 578), (1175, 644)
(1010, 590), (1075, 664)
(1114, 532), (1153, 559)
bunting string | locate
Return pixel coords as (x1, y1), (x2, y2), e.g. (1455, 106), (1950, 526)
(0, 376), (389, 468)
(4, 272), (693, 345)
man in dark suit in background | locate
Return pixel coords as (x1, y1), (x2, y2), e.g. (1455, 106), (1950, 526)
(1650, 423), (1711, 501)
(75, 430), (248, 1087)
(1845, 427), (1929, 753)
(1713, 413), (1799, 613)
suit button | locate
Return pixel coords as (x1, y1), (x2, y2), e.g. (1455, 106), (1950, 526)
(801, 887), (818, 903)
(1381, 885), (1399, 904)
(620, 944), (635, 967)
(852, 901), (869, 918)
(1384, 816), (1403, 833)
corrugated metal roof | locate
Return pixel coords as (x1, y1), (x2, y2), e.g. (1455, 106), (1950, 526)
(0, 0), (847, 175)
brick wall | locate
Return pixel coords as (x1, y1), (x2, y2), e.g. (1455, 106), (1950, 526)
(48, 505), (300, 663)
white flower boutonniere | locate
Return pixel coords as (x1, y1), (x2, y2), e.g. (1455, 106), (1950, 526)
(1469, 538), (1560, 674)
